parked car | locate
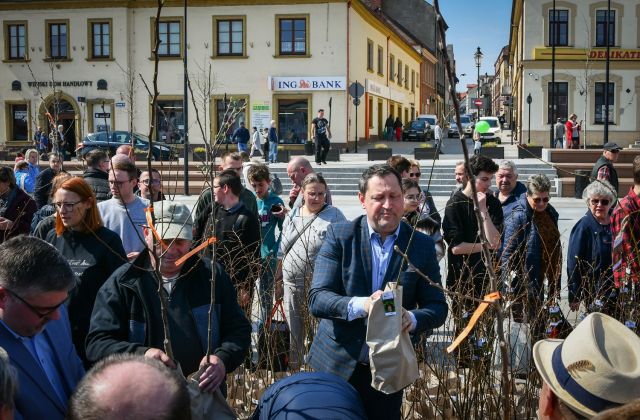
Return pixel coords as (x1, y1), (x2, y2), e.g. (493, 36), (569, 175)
(478, 117), (502, 144)
(78, 131), (178, 161)
(403, 120), (433, 141)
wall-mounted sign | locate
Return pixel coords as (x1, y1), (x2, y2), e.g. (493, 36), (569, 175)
(27, 81), (94, 87)
(533, 47), (640, 61)
(115, 102), (126, 108)
(366, 79), (390, 98)
(268, 76), (346, 91)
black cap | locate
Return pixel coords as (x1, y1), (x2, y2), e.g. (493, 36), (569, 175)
(603, 142), (622, 151)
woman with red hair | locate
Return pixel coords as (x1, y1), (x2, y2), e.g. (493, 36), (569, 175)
(45, 177), (126, 366)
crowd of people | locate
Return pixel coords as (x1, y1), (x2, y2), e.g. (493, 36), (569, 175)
(0, 141), (639, 419)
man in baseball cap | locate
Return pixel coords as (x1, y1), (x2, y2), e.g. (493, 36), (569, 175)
(592, 142), (622, 194)
(87, 200), (250, 395)
(533, 312), (640, 418)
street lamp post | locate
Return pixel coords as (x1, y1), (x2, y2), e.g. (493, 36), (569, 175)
(474, 47), (483, 119)
(526, 93), (532, 144)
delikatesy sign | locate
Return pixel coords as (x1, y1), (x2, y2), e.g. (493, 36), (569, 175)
(268, 76), (346, 91)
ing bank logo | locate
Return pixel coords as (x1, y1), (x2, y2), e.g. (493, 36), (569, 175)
(299, 79), (311, 88)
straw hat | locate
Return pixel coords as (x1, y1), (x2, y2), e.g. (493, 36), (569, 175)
(533, 312), (640, 417)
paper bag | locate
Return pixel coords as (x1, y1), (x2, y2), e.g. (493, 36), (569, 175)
(187, 366), (237, 420)
(366, 282), (419, 394)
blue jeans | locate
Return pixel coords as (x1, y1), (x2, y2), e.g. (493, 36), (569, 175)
(237, 142), (248, 153)
(269, 141), (278, 162)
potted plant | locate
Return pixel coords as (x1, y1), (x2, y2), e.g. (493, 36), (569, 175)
(518, 142), (543, 158)
(367, 143), (392, 161)
(414, 143), (439, 160)
(134, 149), (148, 160)
(193, 146), (207, 161)
(480, 142), (504, 159)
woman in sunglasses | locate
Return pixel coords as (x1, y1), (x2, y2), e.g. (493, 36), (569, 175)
(44, 177), (126, 367)
(500, 174), (561, 338)
(567, 180), (616, 315)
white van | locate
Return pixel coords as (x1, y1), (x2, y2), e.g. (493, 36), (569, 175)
(478, 116), (502, 143)
(416, 114), (437, 127)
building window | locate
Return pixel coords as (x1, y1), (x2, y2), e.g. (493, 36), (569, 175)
(595, 10), (615, 47)
(368, 97), (373, 128)
(548, 9), (568, 46)
(411, 70), (415, 93)
(6, 103), (28, 142)
(214, 97), (248, 143)
(215, 18), (244, 56)
(377, 46), (383, 75)
(404, 65), (409, 89)
(277, 16), (308, 56)
(157, 21), (181, 57)
(367, 39), (373, 71)
(594, 82), (615, 124)
(89, 20), (111, 59)
(5, 22), (26, 60)
(389, 55), (395, 81)
(155, 99), (184, 143)
(46, 20), (69, 59)
(397, 60), (403, 86)
(547, 82), (568, 123)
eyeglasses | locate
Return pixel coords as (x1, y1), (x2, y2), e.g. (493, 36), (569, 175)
(408, 172), (421, 178)
(608, 150), (620, 154)
(590, 198), (610, 206)
(305, 191), (326, 199)
(141, 179), (161, 186)
(109, 179), (132, 187)
(53, 201), (84, 212)
(404, 194), (424, 202)
(7, 289), (67, 319)
(532, 196), (550, 204)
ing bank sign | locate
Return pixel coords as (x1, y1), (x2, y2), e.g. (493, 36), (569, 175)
(268, 76), (346, 91)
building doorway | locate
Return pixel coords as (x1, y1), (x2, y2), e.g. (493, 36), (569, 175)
(377, 99), (383, 140)
(274, 95), (310, 144)
(39, 93), (79, 157)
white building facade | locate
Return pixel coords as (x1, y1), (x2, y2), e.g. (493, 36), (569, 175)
(510, 0), (640, 147)
(0, 0), (421, 153)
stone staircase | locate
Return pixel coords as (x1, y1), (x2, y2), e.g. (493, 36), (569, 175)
(267, 163), (559, 197)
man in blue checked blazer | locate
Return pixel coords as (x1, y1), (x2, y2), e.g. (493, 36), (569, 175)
(0, 237), (84, 420)
(308, 164), (447, 420)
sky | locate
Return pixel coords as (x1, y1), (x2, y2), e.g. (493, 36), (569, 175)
(437, 0), (513, 90)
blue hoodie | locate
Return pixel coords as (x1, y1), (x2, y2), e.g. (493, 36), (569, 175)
(255, 190), (284, 259)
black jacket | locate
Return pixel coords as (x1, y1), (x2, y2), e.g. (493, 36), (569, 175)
(86, 252), (250, 376)
(83, 168), (111, 202)
(34, 167), (59, 208)
(45, 226), (126, 366)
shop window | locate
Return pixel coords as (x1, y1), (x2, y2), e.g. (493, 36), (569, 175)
(548, 9), (568, 46)
(46, 20), (69, 59)
(8, 103), (28, 141)
(155, 99), (184, 143)
(547, 82), (568, 123)
(277, 98), (308, 144)
(595, 10), (615, 47)
(89, 20), (111, 59)
(4, 22), (26, 60)
(214, 97), (247, 143)
(277, 15), (308, 56)
(367, 39), (373, 71)
(214, 17), (245, 56)
(377, 46), (384, 75)
(594, 82), (615, 124)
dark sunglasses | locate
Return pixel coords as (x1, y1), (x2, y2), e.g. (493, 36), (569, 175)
(532, 196), (550, 204)
(590, 198), (610, 206)
(408, 172), (421, 178)
(7, 289), (67, 319)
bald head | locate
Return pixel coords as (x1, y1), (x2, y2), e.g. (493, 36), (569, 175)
(287, 157), (314, 187)
(116, 145), (134, 161)
(67, 355), (190, 420)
